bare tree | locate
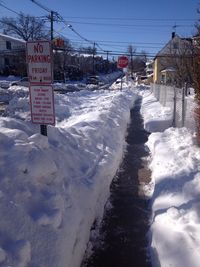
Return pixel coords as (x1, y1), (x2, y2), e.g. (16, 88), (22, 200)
(127, 45), (136, 76)
(192, 23), (200, 101)
(191, 4), (200, 100)
(79, 46), (97, 55)
(54, 40), (74, 79)
(140, 50), (148, 64)
(0, 12), (48, 41)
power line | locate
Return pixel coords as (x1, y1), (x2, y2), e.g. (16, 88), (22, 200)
(1, 1), (192, 58)
(29, 0), (97, 47)
(70, 40), (163, 50)
(59, 36), (166, 45)
(62, 16), (196, 22)
(30, 1), (106, 52)
(0, 41), (193, 60)
(30, 0), (52, 13)
(52, 47), (195, 59)
(66, 20), (193, 28)
(0, 2), (20, 15)
(57, 17), (105, 51)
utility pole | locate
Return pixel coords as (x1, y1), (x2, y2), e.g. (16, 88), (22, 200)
(127, 45), (135, 78)
(30, 0), (56, 136)
(130, 51), (133, 78)
(92, 42), (96, 74)
(105, 50), (111, 73)
(50, 11), (54, 41)
(40, 11), (54, 136)
(106, 51), (109, 61)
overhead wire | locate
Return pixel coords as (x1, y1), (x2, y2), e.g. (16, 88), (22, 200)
(62, 16), (196, 22)
(0, 1), (195, 58)
(65, 20), (193, 28)
(0, 1), (20, 15)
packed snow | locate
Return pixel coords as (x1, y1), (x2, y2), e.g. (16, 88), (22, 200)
(140, 87), (200, 267)
(0, 77), (200, 267)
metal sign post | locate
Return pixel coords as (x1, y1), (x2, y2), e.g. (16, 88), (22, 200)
(26, 41), (54, 136)
(117, 56), (129, 91)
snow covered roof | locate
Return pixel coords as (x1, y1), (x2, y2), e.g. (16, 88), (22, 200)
(0, 33), (26, 43)
(155, 34), (192, 58)
(146, 60), (153, 66)
(161, 67), (176, 73)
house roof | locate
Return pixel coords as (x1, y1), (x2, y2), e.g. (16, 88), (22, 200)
(0, 33), (25, 43)
(161, 67), (176, 73)
(155, 34), (192, 59)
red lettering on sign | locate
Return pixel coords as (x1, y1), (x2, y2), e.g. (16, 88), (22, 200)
(34, 43), (43, 53)
(117, 56), (129, 68)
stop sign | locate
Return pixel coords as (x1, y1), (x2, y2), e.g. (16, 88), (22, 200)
(117, 56), (129, 68)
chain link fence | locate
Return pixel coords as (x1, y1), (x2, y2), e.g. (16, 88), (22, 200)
(150, 83), (196, 132)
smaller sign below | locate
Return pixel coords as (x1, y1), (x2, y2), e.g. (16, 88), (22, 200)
(117, 56), (129, 68)
(29, 85), (55, 125)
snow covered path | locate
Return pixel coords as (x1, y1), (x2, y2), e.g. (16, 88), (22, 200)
(82, 97), (152, 267)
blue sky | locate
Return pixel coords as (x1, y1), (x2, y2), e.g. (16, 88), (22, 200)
(0, 0), (199, 58)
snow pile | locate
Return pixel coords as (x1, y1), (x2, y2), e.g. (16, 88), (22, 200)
(148, 128), (200, 267)
(0, 87), (136, 267)
(139, 88), (173, 132)
(140, 88), (200, 267)
(0, 75), (20, 89)
(99, 71), (122, 84)
(1, 82), (200, 267)
(0, 88), (11, 102)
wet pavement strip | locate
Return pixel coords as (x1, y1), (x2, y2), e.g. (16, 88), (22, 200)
(81, 97), (152, 267)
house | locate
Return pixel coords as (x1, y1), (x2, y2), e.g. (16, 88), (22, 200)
(0, 33), (26, 76)
(153, 32), (193, 86)
(145, 60), (154, 84)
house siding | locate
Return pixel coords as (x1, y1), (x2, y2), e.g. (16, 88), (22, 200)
(0, 34), (26, 75)
(153, 34), (192, 85)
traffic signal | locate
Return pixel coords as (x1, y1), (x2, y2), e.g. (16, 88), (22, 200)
(53, 38), (64, 47)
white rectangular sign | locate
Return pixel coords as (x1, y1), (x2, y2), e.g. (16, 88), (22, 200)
(26, 41), (53, 84)
(29, 85), (55, 125)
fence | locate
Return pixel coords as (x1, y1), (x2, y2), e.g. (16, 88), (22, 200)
(150, 83), (197, 132)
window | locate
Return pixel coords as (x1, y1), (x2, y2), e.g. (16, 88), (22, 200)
(161, 74), (165, 83)
(6, 41), (11, 50)
(173, 42), (179, 50)
(4, 58), (10, 65)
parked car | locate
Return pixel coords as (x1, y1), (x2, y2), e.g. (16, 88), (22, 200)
(86, 76), (100, 85)
(10, 77), (29, 87)
(115, 78), (121, 84)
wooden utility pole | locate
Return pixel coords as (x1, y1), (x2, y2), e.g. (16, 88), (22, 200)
(30, 0), (56, 136)
(93, 42), (96, 74)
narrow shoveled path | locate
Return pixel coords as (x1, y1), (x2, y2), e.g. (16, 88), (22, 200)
(82, 97), (152, 267)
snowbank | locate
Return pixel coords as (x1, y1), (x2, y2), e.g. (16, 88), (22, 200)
(2, 82), (200, 267)
(0, 87), (136, 267)
(148, 128), (200, 267)
(140, 87), (200, 267)
(139, 88), (173, 132)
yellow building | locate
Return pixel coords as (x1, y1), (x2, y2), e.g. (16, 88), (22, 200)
(153, 33), (192, 85)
